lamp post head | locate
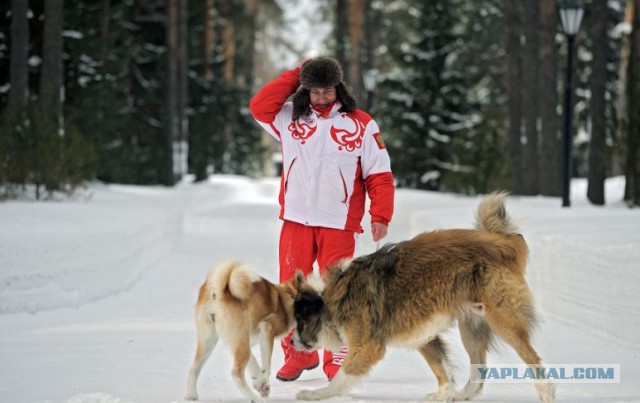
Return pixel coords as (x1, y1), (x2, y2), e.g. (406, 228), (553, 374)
(559, 0), (584, 36)
(363, 69), (378, 92)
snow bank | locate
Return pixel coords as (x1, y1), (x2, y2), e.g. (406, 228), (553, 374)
(0, 176), (279, 315)
(0, 185), (183, 314)
(530, 236), (640, 349)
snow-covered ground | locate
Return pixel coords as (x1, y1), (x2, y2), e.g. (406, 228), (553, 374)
(0, 175), (638, 403)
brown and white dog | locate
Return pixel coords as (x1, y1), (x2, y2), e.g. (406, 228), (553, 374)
(291, 192), (555, 402)
(186, 260), (299, 402)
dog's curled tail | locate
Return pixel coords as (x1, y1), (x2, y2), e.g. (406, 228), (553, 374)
(475, 191), (518, 235)
(210, 259), (261, 301)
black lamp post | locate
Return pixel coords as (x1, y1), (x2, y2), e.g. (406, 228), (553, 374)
(559, 0), (584, 207)
(362, 69), (378, 111)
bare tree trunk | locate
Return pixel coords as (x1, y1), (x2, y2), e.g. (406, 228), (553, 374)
(522, 0), (540, 195)
(613, 1), (634, 177)
(164, 0), (179, 186)
(95, 0), (111, 142)
(348, 0), (364, 102)
(204, 0), (216, 81)
(245, 0), (258, 93)
(219, 1), (236, 173)
(335, 0), (349, 72)
(5, 0), (30, 134)
(222, 6), (236, 84)
(194, 0), (216, 181)
(626, 0), (640, 205)
(39, 0), (64, 132)
(505, 0), (524, 194)
(363, 0), (375, 111)
(588, 0), (608, 205)
(8, 0), (29, 108)
(99, 0), (111, 62)
(178, 0), (189, 180)
(539, 0), (561, 196)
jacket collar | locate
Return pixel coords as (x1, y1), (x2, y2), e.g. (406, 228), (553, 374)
(311, 101), (343, 119)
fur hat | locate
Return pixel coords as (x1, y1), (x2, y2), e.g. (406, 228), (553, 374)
(300, 57), (344, 88)
(292, 57), (357, 120)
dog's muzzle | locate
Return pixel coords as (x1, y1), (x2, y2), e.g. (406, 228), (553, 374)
(291, 336), (314, 351)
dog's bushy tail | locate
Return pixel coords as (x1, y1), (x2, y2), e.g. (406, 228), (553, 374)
(475, 191), (518, 235)
(209, 259), (261, 301)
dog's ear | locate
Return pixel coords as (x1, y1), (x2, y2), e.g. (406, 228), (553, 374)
(294, 269), (306, 291)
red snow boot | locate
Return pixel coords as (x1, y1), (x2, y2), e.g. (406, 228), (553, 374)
(276, 333), (319, 382)
(323, 346), (348, 381)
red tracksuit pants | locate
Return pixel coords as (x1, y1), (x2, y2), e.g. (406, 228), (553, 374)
(279, 220), (354, 372)
(279, 220), (356, 282)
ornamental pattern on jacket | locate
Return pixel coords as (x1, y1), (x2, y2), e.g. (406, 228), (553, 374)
(330, 114), (366, 152)
(289, 112), (366, 152)
(287, 117), (317, 143)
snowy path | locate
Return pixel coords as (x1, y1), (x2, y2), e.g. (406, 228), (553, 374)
(0, 176), (638, 402)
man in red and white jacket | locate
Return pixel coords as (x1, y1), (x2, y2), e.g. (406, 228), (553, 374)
(249, 57), (395, 382)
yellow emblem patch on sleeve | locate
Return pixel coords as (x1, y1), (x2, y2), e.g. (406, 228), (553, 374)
(373, 132), (386, 149)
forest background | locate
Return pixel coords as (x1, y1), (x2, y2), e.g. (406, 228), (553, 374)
(1, 0), (639, 207)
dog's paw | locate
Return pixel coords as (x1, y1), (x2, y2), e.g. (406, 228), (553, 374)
(296, 389), (324, 401)
(184, 393), (198, 401)
(254, 379), (270, 398)
(244, 393), (266, 403)
(426, 391), (461, 402)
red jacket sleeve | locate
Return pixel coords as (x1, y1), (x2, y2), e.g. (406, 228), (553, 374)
(365, 172), (395, 225)
(249, 67), (301, 124)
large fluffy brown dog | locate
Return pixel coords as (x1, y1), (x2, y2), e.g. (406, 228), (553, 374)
(186, 260), (299, 402)
(292, 193), (555, 402)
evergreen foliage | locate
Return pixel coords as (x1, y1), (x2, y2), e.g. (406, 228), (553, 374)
(0, 103), (95, 199)
(376, 0), (507, 193)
